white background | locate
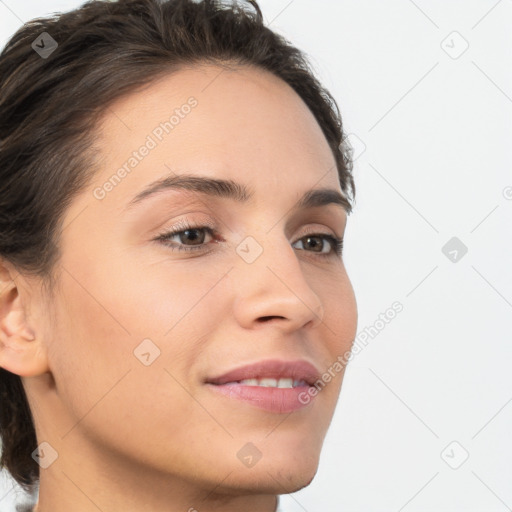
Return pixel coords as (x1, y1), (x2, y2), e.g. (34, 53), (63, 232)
(1, 1), (511, 511)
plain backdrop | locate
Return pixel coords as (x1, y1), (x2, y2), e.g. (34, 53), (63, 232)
(1, 1), (511, 511)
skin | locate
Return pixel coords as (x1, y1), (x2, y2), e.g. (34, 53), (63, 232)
(0, 63), (357, 512)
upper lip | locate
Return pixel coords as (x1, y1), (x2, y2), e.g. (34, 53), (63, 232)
(205, 359), (321, 386)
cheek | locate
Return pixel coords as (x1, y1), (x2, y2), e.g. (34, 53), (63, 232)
(47, 254), (224, 417)
(323, 268), (358, 347)
(318, 271), (357, 396)
(45, 272), (214, 460)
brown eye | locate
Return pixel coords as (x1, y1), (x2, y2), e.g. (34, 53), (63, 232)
(175, 228), (207, 246)
(293, 234), (344, 257)
(154, 224), (215, 252)
(301, 235), (326, 252)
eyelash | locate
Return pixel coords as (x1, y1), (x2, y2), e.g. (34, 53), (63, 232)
(153, 220), (344, 258)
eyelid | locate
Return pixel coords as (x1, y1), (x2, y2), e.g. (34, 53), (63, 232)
(154, 219), (344, 258)
(166, 217), (216, 231)
(157, 218), (341, 242)
(297, 224), (339, 238)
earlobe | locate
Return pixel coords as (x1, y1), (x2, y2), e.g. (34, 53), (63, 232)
(0, 263), (49, 377)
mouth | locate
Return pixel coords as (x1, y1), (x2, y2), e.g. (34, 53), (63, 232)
(204, 359), (322, 413)
(204, 359), (321, 387)
(210, 377), (310, 388)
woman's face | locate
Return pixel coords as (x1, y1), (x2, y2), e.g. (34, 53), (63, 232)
(23, 64), (357, 504)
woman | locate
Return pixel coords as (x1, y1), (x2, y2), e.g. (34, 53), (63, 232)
(0, 0), (357, 510)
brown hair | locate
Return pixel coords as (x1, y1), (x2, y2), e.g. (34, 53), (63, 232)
(0, 0), (355, 494)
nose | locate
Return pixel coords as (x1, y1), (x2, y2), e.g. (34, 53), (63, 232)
(231, 235), (325, 332)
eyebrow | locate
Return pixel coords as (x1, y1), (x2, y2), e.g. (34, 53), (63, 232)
(123, 173), (352, 214)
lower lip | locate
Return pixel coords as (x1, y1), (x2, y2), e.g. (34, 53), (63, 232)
(205, 383), (317, 413)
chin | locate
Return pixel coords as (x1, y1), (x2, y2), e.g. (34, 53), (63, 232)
(273, 464), (319, 494)
(226, 448), (321, 495)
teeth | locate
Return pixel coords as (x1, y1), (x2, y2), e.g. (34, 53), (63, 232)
(277, 378), (293, 388)
(239, 378), (259, 386)
(260, 378), (278, 387)
(233, 377), (308, 388)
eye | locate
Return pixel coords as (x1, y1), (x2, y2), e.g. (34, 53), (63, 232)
(153, 220), (217, 253)
(292, 233), (344, 258)
(154, 220), (343, 258)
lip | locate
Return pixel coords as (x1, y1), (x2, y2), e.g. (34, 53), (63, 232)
(204, 359), (322, 414)
(204, 359), (322, 386)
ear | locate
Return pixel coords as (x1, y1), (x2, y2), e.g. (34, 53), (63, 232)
(0, 260), (49, 377)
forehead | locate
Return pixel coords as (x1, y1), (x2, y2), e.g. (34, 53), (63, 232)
(89, 63), (340, 210)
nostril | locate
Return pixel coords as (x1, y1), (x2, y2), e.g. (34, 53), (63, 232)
(258, 316), (284, 323)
